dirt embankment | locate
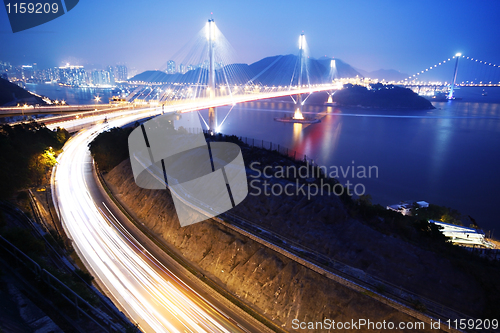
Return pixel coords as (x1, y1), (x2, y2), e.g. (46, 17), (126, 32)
(105, 159), (443, 332)
(234, 187), (487, 315)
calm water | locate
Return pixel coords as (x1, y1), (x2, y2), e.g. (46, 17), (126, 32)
(30, 83), (500, 233)
(25, 83), (115, 105)
(203, 87), (500, 234)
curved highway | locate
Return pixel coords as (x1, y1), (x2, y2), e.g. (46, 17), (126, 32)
(49, 85), (339, 332)
(51, 110), (265, 332)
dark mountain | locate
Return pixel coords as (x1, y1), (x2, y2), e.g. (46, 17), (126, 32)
(129, 55), (362, 86)
(129, 64), (254, 86)
(316, 57), (362, 79)
(0, 78), (48, 106)
(129, 70), (170, 83)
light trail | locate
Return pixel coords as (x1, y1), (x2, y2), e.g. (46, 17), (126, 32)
(52, 110), (251, 332)
(49, 86), (339, 332)
(45, 84), (340, 131)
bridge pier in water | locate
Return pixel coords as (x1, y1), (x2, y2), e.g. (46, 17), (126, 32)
(208, 106), (216, 133)
(293, 94), (304, 120)
(293, 34), (306, 120)
(448, 53), (461, 100)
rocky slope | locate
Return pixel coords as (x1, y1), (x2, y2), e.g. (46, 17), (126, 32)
(234, 189), (486, 314)
(105, 159), (442, 332)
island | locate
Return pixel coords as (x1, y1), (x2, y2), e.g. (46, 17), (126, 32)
(333, 83), (435, 110)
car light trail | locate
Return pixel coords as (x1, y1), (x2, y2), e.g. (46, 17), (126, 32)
(52, 112), (247, 332)
(50, 86), (339, 332)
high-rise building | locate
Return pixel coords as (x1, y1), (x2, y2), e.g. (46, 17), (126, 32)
(167, 60), (176, 74)
(91, 69), (112, 86)
(179, 63), (186, 74)
(106, 65), (115, 85)
(115, 65), (128, 81)
(59, 64), (87, 86)
(91, 70), (101, 85)
(21, 65), (35, 80)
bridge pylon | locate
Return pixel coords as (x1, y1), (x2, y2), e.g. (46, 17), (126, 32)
(293, 34), (305, 120)
(207, 18), (217, 133)
(447, 53), (461, 100)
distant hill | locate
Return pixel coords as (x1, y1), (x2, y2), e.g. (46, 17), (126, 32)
(356, 68), (409, 82)
(129, 55), (363, 86)
(0, 78), (48, 106)
(129, 63), (255, 85)
(247, 54), (357, 86)
(317, 57), (362, 79)
(333, 83), (434, 110)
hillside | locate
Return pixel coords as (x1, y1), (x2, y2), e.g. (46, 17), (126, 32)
(0, 78), (48, 106)
(91, 131), (500, 331)
(104, 158), (435, 333)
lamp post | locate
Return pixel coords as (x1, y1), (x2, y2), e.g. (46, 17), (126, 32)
(94, 95), (101, 113)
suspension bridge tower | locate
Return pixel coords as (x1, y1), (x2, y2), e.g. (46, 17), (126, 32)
(447, 53), (461, 100)
(293, 34), (306, 120)
(207, 18), (217, 133)
(275, 33), (319, 124)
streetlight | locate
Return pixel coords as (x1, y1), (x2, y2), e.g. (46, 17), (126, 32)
(94, 95), (101, 112)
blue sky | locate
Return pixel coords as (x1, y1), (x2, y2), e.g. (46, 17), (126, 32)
(1, 0), (500, 75)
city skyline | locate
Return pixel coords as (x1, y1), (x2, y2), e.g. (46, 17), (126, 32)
(1, 0), (500, 75)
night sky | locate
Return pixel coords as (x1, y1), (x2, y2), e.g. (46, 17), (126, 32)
(1, 0), (500, 75)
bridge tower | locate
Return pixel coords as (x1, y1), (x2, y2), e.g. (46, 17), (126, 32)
(207, 18), (217, 133)
(326, 59), (336, 104)
(447, 53), (461, 100)
(293, 34), (305, 120)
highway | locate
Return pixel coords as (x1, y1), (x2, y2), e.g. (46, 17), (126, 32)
(48, 86), (339, 333)
(25, 83), (339, 130)
(51, 110), (271, 332)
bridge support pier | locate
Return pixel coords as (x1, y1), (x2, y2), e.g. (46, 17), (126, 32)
(293, 34), (305, 120)
(208, 107), (217, 134)
(293, 94), (304, 120)
(448, 53), (461, 100)
(327, 93), (333, 104)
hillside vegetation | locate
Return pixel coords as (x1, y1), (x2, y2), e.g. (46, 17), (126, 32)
(0, 122), (69, 198)
(333, 83), (434, 109)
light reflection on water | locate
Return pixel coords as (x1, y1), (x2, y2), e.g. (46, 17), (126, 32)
(17, 84), (500, 232)
(204, 89), (500, 232)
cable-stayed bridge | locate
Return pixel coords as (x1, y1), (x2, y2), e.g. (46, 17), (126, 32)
(4, 18), (500, 127)
(399, 54), (500, 87)
(16, 18), (498, 333)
